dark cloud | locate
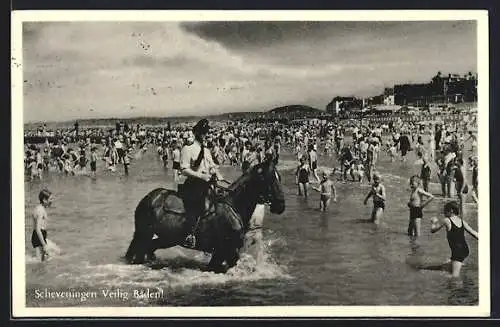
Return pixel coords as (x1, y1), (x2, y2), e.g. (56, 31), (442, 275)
(181, 21), (336, 49)
(181, 21), (476, 50)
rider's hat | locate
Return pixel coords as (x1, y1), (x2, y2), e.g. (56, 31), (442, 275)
(193, 119), (210, 136)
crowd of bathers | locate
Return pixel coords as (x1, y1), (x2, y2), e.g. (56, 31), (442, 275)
(24, 113), (478, 191)
(25, 111), (479, 276)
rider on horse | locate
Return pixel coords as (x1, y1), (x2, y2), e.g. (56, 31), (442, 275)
(180, 119), (224, 248)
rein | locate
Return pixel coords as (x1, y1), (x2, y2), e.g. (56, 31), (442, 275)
(209, 175), (260, 232)
(212, 179), (232, 192)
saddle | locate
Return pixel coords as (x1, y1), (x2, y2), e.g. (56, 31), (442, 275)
(161, 183), (221, 218)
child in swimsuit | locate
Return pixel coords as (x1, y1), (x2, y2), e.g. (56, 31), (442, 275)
(430, 201), (478, 277)
(308, 145), (320, 183)
(295, 157), (310, 198)
(312, 170), (337, 212)
(356, 160), (365, 183)
(407, 175), (434, 237)
(420, 155), (432, 192)
(363, 172), (386, 224)
(123, 147), (131, 176)
(90, 147), (97, 177)
(469, 156), (478, 203)
(454, 158), (468, 214)
(79, 149), (87, 173)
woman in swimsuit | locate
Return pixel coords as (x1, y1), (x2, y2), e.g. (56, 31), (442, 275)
(431, 201), (478, 277)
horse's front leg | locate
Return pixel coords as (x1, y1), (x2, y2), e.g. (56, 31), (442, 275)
(243, 229), (264, 264)
(207, 249), (226, 273)
(225, 247), (240, 269)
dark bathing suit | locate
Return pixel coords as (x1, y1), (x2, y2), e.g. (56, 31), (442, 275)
(298, 167), (309, 184)
(31, 229), (47, 248)
(374, 198), (385, 210)
(447, 218), (469, 262)
(454, 168), (468, 194)
(409, 206), (423, 219)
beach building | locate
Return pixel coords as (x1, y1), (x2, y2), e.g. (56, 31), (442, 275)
(394, 72), (477, 106)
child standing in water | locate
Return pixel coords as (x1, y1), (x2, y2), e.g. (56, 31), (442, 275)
(454, 158), (469, 215)
(32, 189), (53, 262)
(172, 141), (182, 185)
(123, 147), (131, 176)
(469, 156), (478, 203)
(308, 144), (320, 183)
(356, 159), (365, 183)
(420, 155), (432, 192)
(363, 173), (386, 224)
(407, 175), (434, 237)
(295, 157), (310, 198)
(431, 201), (478, 277)
(312, 171), (337, 212)
(90, 147), (98, 178)
(79, 148), (87, 174)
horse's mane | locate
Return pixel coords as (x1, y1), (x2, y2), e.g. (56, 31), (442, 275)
(227, 161), (266, 192)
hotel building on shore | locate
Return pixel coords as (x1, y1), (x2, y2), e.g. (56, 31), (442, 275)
(326, 71), (478, 115)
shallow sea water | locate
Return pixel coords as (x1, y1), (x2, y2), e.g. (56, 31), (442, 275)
(24, 136), (479, 307)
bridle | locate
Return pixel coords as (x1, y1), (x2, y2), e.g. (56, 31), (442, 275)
(210, 163), (281, 206)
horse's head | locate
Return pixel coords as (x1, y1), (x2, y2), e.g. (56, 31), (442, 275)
(250, 159), (285, 214)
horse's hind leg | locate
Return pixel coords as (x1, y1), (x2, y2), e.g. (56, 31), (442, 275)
(125, 229), (155, 264)
(125, 233), (138, 262)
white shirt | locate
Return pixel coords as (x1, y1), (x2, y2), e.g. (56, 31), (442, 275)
(180, 141), (216, 174)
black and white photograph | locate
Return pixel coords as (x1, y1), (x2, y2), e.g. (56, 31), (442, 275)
(11, 10), (489, 317)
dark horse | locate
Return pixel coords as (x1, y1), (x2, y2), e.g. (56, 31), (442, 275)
(125, 159), (285, 273)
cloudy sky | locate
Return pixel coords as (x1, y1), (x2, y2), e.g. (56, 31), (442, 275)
(22, 20), (476, 123)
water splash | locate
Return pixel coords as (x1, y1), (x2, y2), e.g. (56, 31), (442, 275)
(53, 234), (291, 293)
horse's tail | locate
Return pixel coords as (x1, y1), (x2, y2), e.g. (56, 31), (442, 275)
(125, 188), (167, 264)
